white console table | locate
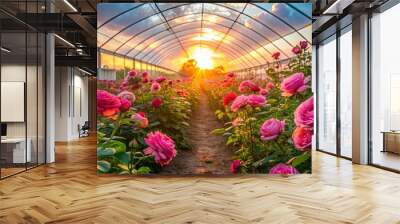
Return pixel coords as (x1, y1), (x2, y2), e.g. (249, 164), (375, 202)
(1, 138), (31, 163)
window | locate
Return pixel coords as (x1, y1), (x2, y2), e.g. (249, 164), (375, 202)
(370, 3), (400, 171)
(339, 27), (352, 158)
(317, 35), (337, 154)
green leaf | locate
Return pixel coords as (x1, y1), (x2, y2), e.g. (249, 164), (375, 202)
(118, 164), (129, 171)
(181, 121), (190, 126)
(226, 136), (236, 145)
(252, 155), (276, 167)
(137, 166), (151, 174)
(116, 152), (131, 164)
(149, 121), (161, 127)
(98, 140), (126, 156)
(97, 147), (116, 156)
(211, 128), (225, 135)
(291, 152), (311, 167)
(97, 160), (111, 173)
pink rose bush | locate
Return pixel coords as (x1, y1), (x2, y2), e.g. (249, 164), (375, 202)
(239, 80), (259, 93)
(132, 112), (149, 128)
(292, 127), (312, 151)
(97, 70), (198, 174)
(144, 131), (177, 166)
(230, 94), (266, 112)
(230, 159), (241, 174)
(247, 94), (266, 107)
(97, 90), (121, 117)
(269, 163), (299, 175)
(207, 40), (312, 174)
(150, 82), (161, 92)
(260, 119), (285, 141)
(280, 72), (309, 97)
(294, 96), (314, 128)
(231, 95), (249, 112)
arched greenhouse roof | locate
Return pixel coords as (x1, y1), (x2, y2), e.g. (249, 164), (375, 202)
(97, 3), (312, 72)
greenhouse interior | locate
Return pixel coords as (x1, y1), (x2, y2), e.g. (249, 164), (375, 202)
(96, 3), (313, 175)
(1, 0), (400, 222)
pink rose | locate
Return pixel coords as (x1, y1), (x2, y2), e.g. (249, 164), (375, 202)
(97, 90), (121, 117)
(280, 72), (309, 97)
(269, 163), (299, 175)
(142, 71), (149, 78)
(142, 77), (149, 83)
(151, 97), (163, 108)
(259, 88), (268, 96)
(239, 80), (258, 93)
(128, 70), (137, 77)
(247, 94), (266, 107)
(266, 82), (274, 90)
(292, 46), (301, 54)
(119, 80), (128, 91)
(230, 159), (241, 174)
(132, 112), (149, 128)
(119, 98), (131, 112)
(300, 40), (308, 49)
(294, 96), (314, 128)
(226, 72), (235, 78)
(223, 92), (237, 106)
(272, 52), (280, 60)
(144, 131), (177, 166)
(292, 127), (312, 151)
(151, 82), (161, 92)
(118, 91), (136, 103)
(230, 95), (248, 112)
(260, 118), (285, 141)
(155, 76), (166, 83)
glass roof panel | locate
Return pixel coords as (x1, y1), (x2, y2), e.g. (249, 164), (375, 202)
(98, 3), (312, 71)
(162, 3), (203, 21)
(203, 3), (240, 20)
(173, 21), (202, 34)
(288, 3), (312, 19)
(236, 14), (280, 42)
(97, 3), (143, 27)
(97, 32), (110, 48)
(253, 3), (310, 31)
(225, 28), (270, 57)
(116, 25), (169, 55)
(203, 14), (233, 27)
(101, 38), (124, 53)
(156, 3), (187, 11)
(98, 3), (157, 43)
(127, 34), (176, 58)
(104, 14), (165, 52)
(244, 4), (292, 37)
(168, 14), (201, 27)
(221, 3), (247, 12)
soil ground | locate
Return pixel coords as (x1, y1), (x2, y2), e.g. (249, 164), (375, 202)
(161, 91), (233, 175)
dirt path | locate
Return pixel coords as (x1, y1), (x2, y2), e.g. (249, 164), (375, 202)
(161, 90), (234, 175)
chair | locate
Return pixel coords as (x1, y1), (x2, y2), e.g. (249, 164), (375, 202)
(79, 121), (90, 138)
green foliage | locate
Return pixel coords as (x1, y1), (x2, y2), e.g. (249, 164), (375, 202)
(205, 47), (312, 174)
(97, 74), (199, 174)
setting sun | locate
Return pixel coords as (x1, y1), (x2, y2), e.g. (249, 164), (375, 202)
(191, 47), (214, 69)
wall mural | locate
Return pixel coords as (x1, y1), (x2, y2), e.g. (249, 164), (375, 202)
(97, 3), (313, 175)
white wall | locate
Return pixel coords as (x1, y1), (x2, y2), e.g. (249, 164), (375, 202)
(1, 64), (46, 164)
(54, 67), (89, 141)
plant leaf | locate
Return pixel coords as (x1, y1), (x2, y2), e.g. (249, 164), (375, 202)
(291, 152), (311, 167)
(97, 160), (111, 173)
(137, 166), (151, 174)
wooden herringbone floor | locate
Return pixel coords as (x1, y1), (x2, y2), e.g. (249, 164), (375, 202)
(0, 136), (400, 224)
